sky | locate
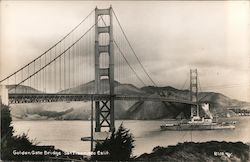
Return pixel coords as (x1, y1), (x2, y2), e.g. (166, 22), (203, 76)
(0, 1), (249, 102)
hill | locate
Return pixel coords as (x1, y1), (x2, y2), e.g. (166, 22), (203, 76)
(7, 85), (42, 94)
(10, 80), (144, 120)
(9, 81), (250, 120)
(59, 79), (145, 95)
(126, 86), (250, 119)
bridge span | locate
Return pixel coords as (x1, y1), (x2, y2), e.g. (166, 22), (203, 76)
(8, 93), (197, 105)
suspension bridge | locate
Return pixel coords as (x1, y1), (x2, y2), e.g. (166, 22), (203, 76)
(0, 6), (202, 137)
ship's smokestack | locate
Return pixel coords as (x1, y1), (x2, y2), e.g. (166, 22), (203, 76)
(201, 103), (213, 119)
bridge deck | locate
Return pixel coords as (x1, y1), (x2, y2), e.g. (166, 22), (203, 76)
(8, 93), (196, 105)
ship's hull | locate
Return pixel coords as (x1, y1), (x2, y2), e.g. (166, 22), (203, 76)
(160, 123), (235, 131)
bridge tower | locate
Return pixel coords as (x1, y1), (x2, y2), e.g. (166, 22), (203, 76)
(94, 7), (115, 132)
(190, 69), (199, 118)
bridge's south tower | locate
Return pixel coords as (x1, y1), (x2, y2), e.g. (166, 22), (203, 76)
(94, 7), (115, 132)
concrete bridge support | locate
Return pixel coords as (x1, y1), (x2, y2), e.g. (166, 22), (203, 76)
(0, 85), (8, 106)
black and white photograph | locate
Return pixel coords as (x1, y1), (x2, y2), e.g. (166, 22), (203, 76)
(0, 1), (249, 161)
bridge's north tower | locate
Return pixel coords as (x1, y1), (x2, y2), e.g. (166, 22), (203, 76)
(94, 7), (115, 132)
(190, 69), (199, 118)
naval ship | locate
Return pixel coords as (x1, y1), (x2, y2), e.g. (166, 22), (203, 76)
(160, 103), (236, 131)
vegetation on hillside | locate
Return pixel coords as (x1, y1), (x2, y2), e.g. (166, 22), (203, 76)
(136, 141), (250, 162)
(1, 104), (83, 161)
(1, 104), (46, 160)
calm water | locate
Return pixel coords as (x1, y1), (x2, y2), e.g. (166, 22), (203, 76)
(13, 117), (250, 156)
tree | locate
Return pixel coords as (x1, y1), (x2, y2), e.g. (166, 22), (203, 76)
(1, 104), (40, 160)
(1, 104), (13, 139)
(1, 104), (14, 160)
(0, 104), (70, 161)
(92, 123), (135, 161)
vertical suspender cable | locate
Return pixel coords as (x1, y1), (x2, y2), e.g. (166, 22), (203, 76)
(33, 61), (35, 90)
(55, 47), (57, 92)
(45, 54), (46, 93)
(15, 74), (16, 93)
(68, 37), (70, 90)
(28, 64), (30, 93)
(39, 58), (41, 91)
(63, 40), (65, 91)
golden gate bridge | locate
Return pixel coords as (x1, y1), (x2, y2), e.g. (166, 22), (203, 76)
(0, 6), (202, 145)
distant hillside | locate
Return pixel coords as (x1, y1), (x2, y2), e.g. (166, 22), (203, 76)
(7, 85), (42, 94)
(9, 81), (250, 120)
(126, 93), (190, 120)
(127, 86), (250, 119)
(59, 80), (119, 94)
(59, 79), (145, 95)
(10, 80), (143, 120)
(11, 102), (92, 120)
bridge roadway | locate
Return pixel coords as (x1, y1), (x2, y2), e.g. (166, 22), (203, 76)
(8, 93), (197, 105)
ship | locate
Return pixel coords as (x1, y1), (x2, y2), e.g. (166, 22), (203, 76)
(160, 103), (236, 131)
